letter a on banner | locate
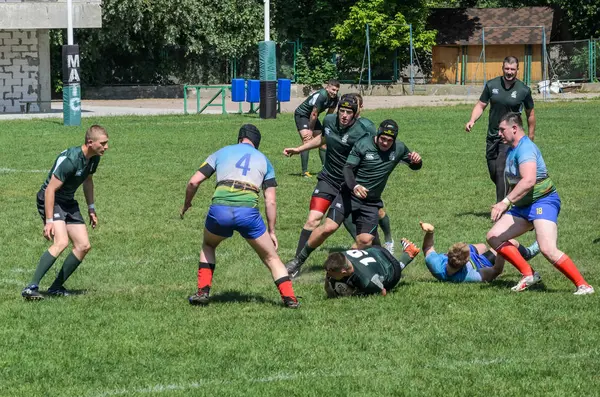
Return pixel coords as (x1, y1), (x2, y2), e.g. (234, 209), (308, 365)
(62, 45), (81, 126)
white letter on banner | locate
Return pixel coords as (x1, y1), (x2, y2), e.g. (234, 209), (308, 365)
(69, 68), (80, 83)
(67, 54), (80, 68)
(70, 98), (81, 111)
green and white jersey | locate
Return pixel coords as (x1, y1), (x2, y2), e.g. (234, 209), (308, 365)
(346, 136), (421, 200)
(479, 77), (534, 153)
(343, 247), (401, 294)
(295, 88), (339, 118)
(321, 114), (371, 186)
(40, 146), (100, 202)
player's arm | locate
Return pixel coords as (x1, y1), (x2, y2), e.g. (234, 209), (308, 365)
(478, 255), (505, 282)
(344, 144), (368, 199)
(263, 185), (279, 250)
(43, 175), (64, 240)
(284, 133), (325, 156)
(400, 146), (423, 171)
(491, 161), (536, 222)
(324, 278), (338, 298)
(419, 222), (436, 257)
(82, 175), (98, 228)
(180, 162), (213, 219)
(525, 108), (536, 141)
(466, 100), (488, 132)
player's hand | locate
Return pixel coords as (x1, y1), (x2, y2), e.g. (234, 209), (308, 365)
(180, 202), (192, 219)
(89, 210), (98, 229)
(420, 221), (435, 233)
(353, 184), (368, 199)
(491, 201), (509, 222)
(283, 147), (300, 157)
(43, 223), (54, 241)
(269, 231), (279, 250)
(408, 152), (422, 164)
(381, 288), (387, 296)
(465, 121), (475, 132)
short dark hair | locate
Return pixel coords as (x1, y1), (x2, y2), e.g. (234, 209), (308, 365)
(503, 56), (519, 67)
(351, 93), (363, 107)
(327, 79), (340, 88)
(499, 112), (523, 129)
(324, 252), (349, 273)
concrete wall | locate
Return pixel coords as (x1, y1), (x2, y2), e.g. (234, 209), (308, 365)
(0, 29), (51, 113)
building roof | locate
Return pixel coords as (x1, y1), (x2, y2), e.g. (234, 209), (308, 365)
(427, 7), (553, 45)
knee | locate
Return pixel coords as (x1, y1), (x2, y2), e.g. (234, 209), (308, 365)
(378, 208), (386, 219)
(304, 217), (321, 230)
(540, 244), (561, 263)
(356, 235), (373, 248)
(486, 231), (501, 248)
(52, 238), (69, 253)
(75, 241), (92, 254)
(321, 222), (339, 236)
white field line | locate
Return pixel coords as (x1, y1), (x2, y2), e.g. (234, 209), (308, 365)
(90, 352), (597, 397)
(0, 168), (47, 174)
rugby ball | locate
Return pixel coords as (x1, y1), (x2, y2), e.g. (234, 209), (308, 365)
(328, 277), (356, 297)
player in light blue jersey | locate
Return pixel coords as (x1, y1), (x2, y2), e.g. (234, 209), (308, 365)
(487, 113), (593, 294)
(420, 222), (539, 283)
(180, 124), (299, 308)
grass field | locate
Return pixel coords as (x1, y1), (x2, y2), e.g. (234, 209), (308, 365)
(1, 101), (599, 396)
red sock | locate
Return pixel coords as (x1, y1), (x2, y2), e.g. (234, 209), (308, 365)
(198, 262), (215, 291)
(274, 276), (296, 299)
(554, 254), (586, 287)
(496, 241), (534, 276)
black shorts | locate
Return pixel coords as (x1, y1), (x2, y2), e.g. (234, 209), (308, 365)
(294, 113), (323, 132)
(378, 246), (403, 290)
(326, 187), (383, 236)
(312, 174), (341, 202)
(36, 190), (85, 225)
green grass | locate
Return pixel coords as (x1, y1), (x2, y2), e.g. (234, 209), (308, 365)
(1, 102), (599, 396)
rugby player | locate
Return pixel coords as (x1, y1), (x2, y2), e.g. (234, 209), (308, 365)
(466, 56), (536, 202)
(419, 222), (539, 283)
(293, 79), (340, 177)
(324, 239), (420, 298)
(180, 124), (300, 307)
(287, 119), (422, 277)
(486, 113), (593, 294)
(22, 125), (109, 300)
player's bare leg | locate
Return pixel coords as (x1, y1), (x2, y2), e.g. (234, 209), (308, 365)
(47, 224), (91, 296)
(534, 219), (593, 294)
(298, 129), (313, 177)
(355, 233), (375, 249)
(247, 232), (299, 308)
(22, 221), (69, 300)
(287, 218), (340, 278)
(189, 228), (226, 305)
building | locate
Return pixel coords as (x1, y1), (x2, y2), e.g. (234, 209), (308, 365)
(427, 7), (554, 84)
(0, 0), (101, 113)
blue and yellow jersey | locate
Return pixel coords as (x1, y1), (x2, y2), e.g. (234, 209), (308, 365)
(505, 137), (556, 207)
(425, 245), (493, 283)
(199, 143), (276, 208)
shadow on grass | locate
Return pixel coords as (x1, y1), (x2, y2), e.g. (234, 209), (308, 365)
(209, 290), (279, 306)
(480, 280), (561, 293)
(455, 211), (490, 219)
(42, 289), (88, 297)
(593, 237), (600, 244)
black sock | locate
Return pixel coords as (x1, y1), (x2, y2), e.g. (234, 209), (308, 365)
(517, 244), (529, 259)
(298, 244), (316, 263)
(296, 228), (313, 257)
(301, 151), (309, 174)
(342, 217), (357, 240)
(49, 252), (82, 290)
(30, 250), (58, 286)
(397, 252), (414, 270)
(379, 214), (393, 242)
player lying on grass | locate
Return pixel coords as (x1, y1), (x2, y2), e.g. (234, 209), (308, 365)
(180, 124), (299, 308)
(419, 222), (539, 283)
(324, 239), (420, 298)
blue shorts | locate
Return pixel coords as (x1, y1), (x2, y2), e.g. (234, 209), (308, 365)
(205, 205), (266, 240)
(507, 191), (561, 223)
(469, 245), (494, 269)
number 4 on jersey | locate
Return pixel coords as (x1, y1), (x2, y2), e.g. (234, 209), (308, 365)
(235, 153), (252, 176)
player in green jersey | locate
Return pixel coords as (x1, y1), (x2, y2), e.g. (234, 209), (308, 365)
(284, 95), (371, 258)
(466, 56), (536, 202)
(324, 239), (421, 298)
(286, 119), (422, 277)
(22, 125), (109, 300)
(345, 93), (396, 253)
(294, 79), (340, 177)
